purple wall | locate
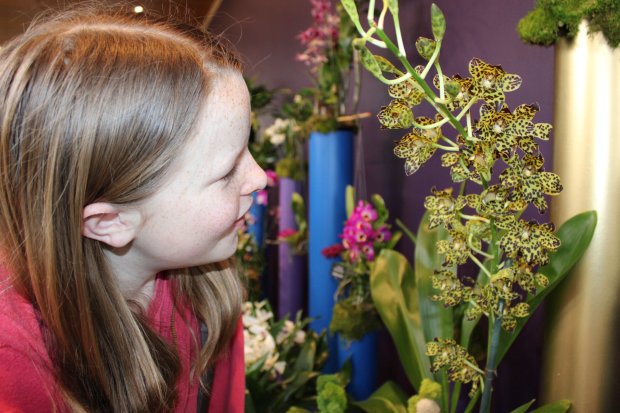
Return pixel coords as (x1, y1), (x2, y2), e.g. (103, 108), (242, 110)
(213, 1), (554, 409)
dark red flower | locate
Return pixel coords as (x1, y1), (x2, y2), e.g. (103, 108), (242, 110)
(321, 243), (345, 258)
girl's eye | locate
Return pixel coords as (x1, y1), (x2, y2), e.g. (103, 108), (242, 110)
(222, 164), (238, 182)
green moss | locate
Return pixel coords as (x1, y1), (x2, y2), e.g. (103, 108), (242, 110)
(518, 0), (620, 49)
(587, 0), (620, 48)
(517, 7), (559, 46)
(316, 375), (347, 413)
(329, 298), (382, 341)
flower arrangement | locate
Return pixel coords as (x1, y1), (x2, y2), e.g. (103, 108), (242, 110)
(334, 1), (597, 412)
(322, 188), (400, 341)
(297, 0), (367, 131)
(259, 92), (314, 181)
(243, 300), (329, 413)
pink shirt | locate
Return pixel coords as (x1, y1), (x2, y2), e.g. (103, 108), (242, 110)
(0, 269), (245, 412)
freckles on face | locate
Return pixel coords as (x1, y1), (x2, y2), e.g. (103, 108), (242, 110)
(130, 70), (254, 270)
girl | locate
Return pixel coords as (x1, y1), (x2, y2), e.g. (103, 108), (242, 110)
(0, 7), (266, 413)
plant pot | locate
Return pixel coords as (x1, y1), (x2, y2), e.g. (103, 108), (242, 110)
(543, 20), (620, 413)
(278, 177), (306, 319)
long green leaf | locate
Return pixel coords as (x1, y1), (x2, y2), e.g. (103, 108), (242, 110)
(353, 381), (408, 413)
(530, 399), (571, 413)
(370, 249), (432, 389)
(496, 211), (597, 363)
(509, 399), (536, 413)
(414, 211), (453, 343)
(507, 398), (571, 413)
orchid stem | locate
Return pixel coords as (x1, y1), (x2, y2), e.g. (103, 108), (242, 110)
(479, 300), (505, 413)
(396, 218), (417, 245)
(373, 27), (469, 139)
(469, 253), (492, 279)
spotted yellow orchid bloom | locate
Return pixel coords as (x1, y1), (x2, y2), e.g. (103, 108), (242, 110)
(436, 229), (472, 266)
(431, 269), (472, 307)
(393, 116), (443, 175)
(469, 57), (522, 104)
(377, 98), (414, 129)
(499, 219), (560, 265)
(423, 187), (467, 229)
(476, 103), (552, 159)
(388, 67), (425, 106)
(513, 257), (549, 294)
(433, 74), (474, 110)
(500, 153), (563, 213)
(426, 338), (483, 397)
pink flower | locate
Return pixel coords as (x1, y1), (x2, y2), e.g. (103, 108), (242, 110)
(278, 228), (297, 239)
(265, 170), (278, 187)
(348, 246), (361, 262)
(336, 200), (391, 264)
(361, 243), (376, 261)
(374, 226), (392, 243)
(352, 201), (378, 222)
(298, 0), (339, 72)
(256, 189), (268, 206)
(321, 243), (344, 258)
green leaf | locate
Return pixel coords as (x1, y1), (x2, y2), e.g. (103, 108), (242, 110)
(371, 193), (389, 224)
(346, 185), (355, 217)
(353, 381), (408, 413)
(245, 392), (257, 413)
(374, 55), (403, 76)
(370, 249), (432, 389)
(414, 211), (453, 343)
(385, 231), (402, 250)
(292, 192), (307, 225)
(509, 399), (536, 413)
(415, 37), (437, 60)
(286, 408), (313, 413)
(529, 399), (571, 413)
(496, 211), (597, 363)
(430, 3), (446, 41)
(359, 46), (383, 80)
(294, 335), (318, 371)
(273, 371), (321, 408)
(387, 0), (399, 17)
(341, 0), (360, 25)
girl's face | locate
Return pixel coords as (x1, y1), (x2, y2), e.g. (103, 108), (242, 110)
(131, 70), (267, 272)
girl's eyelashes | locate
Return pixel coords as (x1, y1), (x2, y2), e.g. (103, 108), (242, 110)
(222, 163), (238, 182)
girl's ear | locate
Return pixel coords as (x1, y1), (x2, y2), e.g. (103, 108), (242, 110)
(82, 202), (141, 248)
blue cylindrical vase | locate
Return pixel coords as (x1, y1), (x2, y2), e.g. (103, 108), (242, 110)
(308, 129), (353, 372)
(247, 191), (266, 248)
(338, 331), (378, 400)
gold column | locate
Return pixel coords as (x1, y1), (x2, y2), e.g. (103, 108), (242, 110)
(543, 21), (620, 412)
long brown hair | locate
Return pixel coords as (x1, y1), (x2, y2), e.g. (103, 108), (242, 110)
(0, 8), (244, 413)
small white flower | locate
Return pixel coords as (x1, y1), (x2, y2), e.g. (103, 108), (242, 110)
(276, 320), (296, 344)
(416, 398), (441, 413)
(273, 361), (286, 375)
(294, 330), (306, 345)
(269, 133), (286, 145)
